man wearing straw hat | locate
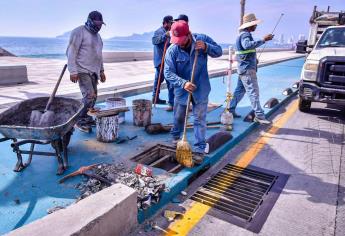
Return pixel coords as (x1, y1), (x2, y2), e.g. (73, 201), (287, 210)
(229, 13), (274, 124)
(164, 20), (222, 160)
(152, 15), (175, 111)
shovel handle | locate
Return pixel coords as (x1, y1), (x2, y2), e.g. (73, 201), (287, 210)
(45, 64), (68, 112)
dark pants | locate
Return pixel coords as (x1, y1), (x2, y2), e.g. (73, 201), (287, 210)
(77, 73), (98, 126)
(152, 65), (174, 106)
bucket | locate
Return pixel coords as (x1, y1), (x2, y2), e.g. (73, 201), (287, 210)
(132, 99), (152, 127)
(106, 97), (126, 124)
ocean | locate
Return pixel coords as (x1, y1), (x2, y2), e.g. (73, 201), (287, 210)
(0, 36), (292, 59)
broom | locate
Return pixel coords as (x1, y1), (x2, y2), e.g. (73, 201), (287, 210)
(176, 50), (199, 168)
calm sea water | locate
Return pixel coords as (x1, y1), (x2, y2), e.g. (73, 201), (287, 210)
(0, 36), (291, 59)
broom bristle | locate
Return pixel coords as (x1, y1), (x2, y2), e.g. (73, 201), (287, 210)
(176, 140), (193, 168)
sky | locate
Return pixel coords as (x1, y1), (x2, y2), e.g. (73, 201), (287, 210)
(0, 0), (344, 43)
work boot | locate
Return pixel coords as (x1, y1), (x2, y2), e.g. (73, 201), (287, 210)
(231, 111), (241, 118)
(165, 105), (173, 112)
(152, 97), (166, 105)
(254, 116), (272, 125)
(75, 123), (92, 133)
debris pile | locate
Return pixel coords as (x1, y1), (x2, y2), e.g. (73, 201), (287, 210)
(75, 163), (167, 210)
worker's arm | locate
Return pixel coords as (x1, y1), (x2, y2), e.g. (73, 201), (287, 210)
(241, 32), (265, 50)
(203, 35), (223, 58)
(164, 48), (188, 89)
(152, 28), (168, 45)
(66, 28), (83, 76)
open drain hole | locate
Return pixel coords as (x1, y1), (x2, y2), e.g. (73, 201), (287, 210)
(130, 144), (203, 174)
(188, 164), (289, 233)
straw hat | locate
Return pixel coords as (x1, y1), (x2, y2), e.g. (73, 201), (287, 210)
(239, 13), (262, 30)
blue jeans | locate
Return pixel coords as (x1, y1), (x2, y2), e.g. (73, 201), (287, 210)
(171, 101), (208, 153)
(153, 65), (174, 106)
(229, 69), (265, 118)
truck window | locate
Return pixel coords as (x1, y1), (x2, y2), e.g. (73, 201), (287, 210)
(317, 28), (345, 48)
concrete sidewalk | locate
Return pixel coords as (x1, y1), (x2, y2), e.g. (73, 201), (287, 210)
(0, 51), (303, 111)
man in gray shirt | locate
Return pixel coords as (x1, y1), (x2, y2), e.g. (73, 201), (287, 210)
(67, 11), (106, 133)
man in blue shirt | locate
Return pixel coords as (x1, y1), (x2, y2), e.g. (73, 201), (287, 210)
(164, 20), (222, 157)
(152, 15), (174, 111)
(229, 13), (273, 124)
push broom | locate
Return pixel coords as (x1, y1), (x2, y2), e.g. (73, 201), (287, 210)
(176, 50), (199, 168)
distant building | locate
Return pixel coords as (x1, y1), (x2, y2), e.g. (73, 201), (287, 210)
(279, 34), (285, 45)
(298, 34), (306, 41)
(287, 35), (295, 44)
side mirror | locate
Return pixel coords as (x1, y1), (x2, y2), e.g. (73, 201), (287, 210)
(307, 45), (314, 48)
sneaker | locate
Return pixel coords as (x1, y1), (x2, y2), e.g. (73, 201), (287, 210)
(254, 116), (272, 125)
(75, 123), (91, 133)
(165, 105), (173, 112)
(152, 98), (166, 105)
(230, 111), (241, 118)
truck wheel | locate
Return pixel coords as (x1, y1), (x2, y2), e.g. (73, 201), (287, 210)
(298, 98), (311, 112)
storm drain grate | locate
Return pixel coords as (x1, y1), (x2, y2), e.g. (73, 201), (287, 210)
(190, 164), (287, 232)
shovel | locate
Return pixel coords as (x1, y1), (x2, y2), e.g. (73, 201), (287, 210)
(175, 50), (199, 168)
(30, 64), (67, 127)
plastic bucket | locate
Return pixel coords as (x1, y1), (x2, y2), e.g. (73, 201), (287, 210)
(132, 99), (151, 127)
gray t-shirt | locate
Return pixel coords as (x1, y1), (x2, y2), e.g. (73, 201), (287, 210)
(66, 25), (104, 77)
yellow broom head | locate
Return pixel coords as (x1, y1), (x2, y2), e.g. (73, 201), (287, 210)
(176, 140), (194, 168)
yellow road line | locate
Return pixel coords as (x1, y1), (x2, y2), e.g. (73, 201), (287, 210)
(165, 100), (299, 236)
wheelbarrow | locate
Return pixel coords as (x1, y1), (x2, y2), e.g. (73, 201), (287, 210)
(0, 97), (83, 175)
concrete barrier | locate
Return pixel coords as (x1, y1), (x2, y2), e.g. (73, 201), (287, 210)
(6, 184), (138, 236)
(0, 65), (28, 85)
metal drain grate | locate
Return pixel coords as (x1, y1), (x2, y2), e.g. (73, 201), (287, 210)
(190, 164), (285, 227)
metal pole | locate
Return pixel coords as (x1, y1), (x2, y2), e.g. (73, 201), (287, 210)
(240, 0), (246, 25)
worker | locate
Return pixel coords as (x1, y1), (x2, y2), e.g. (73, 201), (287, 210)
(164, 20), (222, 160)
(66, 11), (106, 133)
(229, 13), (273, 124)
(152, 15), (174, 111)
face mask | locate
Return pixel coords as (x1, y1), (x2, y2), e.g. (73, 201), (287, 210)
(85, 18), (102, 34)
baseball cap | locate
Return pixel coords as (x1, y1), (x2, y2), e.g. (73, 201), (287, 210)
(174, 14), (189, 22)
(170, 20), (190, 45)
(88, 11), (106, 25)
(163, 15), (173, 24)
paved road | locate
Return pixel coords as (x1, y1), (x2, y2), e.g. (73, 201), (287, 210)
(131, 98), (345, 236)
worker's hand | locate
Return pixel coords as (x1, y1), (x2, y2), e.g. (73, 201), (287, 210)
(184, 82), (197, 93)
(195, 40), (207, 51)
(70, 74), (79, 83)
(263, 34), (274, 42)
(100, 71), (106, 83)
(165, 31), (170, 37)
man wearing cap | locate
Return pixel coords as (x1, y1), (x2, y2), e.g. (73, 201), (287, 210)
(229, 13), (273, 124)
(164, 20), (222, 158)
(174, 14), (189, 23)
(67, 11), (106, 133)
(152, 15), (174, 111)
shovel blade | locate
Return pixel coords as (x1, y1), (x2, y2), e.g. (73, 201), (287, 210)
(29, 110), (43, 127)
(175, 140), (194, 168)
(39, 110), (55, 127)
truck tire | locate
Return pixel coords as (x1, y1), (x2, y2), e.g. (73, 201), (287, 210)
(298, 97), (311, 112)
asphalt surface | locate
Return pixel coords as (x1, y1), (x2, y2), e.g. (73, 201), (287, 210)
(131, 97), (345, 236)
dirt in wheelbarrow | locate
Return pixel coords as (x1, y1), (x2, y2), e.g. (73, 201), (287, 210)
(75, 163), (169, 210)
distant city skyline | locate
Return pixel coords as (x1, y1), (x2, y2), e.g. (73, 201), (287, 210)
(0, 0), (343, 43)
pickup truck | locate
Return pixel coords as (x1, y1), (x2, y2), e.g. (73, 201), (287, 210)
(299, 26), (345, 112)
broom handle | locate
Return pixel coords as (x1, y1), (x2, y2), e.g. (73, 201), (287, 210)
(153, 39), (169, 107)
(182, 50), (199, 141)
(45, 64), (67, 112)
